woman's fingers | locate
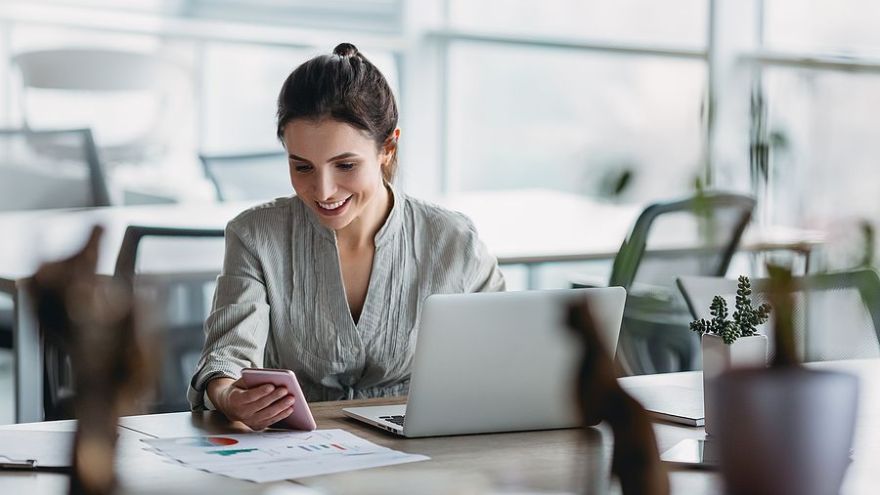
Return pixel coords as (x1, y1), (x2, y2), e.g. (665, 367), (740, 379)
(249, 396), (296, 430)
(240, 387), (289, 415)
(238, 383), (277, 404)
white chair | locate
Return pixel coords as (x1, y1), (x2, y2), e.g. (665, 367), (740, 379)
(0, 128), (111, 211)
(12, 48), (188, 166)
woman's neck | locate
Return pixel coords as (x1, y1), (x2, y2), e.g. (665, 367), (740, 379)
(335, 183), (392, 250)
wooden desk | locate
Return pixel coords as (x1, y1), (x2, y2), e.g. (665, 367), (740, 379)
(2, 359), (876, 494)
(0, 397), (711, 494)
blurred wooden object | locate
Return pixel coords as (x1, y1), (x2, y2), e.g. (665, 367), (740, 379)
(716, 264), (859, 495)
(567, 301), (669, 495)
(30, 225), (152, 495)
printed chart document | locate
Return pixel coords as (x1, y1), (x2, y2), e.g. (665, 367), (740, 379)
(142, 429), (428, 482)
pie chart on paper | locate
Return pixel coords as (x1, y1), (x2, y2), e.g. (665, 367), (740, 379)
(173, 436), (239, 447)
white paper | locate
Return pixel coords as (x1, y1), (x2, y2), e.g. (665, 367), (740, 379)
(141, 429), (429, 483)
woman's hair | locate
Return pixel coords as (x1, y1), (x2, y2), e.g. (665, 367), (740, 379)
(276, 42), (399, 183)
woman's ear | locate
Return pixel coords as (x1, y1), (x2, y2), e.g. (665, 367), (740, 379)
(384, 128), (400, 153)
(381, 128), (400, 163)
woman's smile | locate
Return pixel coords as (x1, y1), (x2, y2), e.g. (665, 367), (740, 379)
(315, 195), (352, 216)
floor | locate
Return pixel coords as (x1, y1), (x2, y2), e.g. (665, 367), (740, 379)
(0, 349), (14, 425)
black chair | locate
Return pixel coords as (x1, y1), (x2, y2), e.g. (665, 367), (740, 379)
(678, 270), (880, 363)
(576, 192), (756, 375)
(41, 225), (225, 419)
(199, 150), (290, 201)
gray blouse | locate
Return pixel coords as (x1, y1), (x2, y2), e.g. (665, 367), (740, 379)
(188, 188), (505, 409)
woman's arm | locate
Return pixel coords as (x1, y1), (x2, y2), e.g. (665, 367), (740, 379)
(187, 222), (272, 410)
(464, 221), (506, 293)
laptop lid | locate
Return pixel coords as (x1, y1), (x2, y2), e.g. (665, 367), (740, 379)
(401, 287), (625, 437)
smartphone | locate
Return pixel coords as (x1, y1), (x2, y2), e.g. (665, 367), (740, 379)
(240, 368), (317, 431)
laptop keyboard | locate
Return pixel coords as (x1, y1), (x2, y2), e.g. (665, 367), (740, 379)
(379, 415), (405, 427)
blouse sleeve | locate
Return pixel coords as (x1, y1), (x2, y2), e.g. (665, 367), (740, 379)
(463, 220), (506, 293)
(187, 221), (271, 410)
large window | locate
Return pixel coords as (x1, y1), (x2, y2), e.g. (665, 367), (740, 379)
(447, 42), (705, 200)
(448, 0), (707, 47)
(3, 0), (880, 247)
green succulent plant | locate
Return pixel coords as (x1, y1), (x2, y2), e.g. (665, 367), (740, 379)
(690, 275), (772, 344)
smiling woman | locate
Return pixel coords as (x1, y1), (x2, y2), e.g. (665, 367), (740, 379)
(187, 43), (505, 431)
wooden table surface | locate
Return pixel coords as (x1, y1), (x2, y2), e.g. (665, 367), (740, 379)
(4, 361), (875, 494)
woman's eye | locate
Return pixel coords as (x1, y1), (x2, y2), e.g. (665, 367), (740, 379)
(293, 164), (313, 173)
(337, 162), (356, 171)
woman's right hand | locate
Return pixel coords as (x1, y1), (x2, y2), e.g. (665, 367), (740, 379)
(207, 377), (296, 431)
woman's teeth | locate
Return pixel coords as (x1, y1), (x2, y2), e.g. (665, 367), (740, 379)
(317, 197), (349, 210)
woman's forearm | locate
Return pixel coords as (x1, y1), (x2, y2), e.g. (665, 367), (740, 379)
(206, 377), (235, 411)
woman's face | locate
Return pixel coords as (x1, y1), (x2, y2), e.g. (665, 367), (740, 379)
(283, 118), (390, 232)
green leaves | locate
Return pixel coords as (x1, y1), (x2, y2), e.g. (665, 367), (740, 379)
(690, 275), (772, 345)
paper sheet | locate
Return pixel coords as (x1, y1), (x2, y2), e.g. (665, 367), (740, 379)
(142, 429), (428, 483)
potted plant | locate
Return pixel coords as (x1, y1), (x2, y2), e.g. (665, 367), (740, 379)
(690, 275), (771, 435)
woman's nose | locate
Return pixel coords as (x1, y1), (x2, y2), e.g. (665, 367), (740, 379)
(314, 169), (337, 200)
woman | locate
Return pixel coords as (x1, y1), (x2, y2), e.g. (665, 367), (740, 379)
(188, 43), (505, 429)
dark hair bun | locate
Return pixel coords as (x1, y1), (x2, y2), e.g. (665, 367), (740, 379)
(333, 43), (359, 58)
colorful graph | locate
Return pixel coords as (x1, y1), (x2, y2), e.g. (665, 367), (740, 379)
(293, 443), (347, 452)
(173, 436), (239, 447)
(206, 448), (258, 457)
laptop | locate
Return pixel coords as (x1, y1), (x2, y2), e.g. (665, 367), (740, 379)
(343, 287), (626, 437)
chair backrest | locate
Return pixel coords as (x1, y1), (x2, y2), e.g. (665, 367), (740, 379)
(41, 225), (225, 418)
(677, 270), (880, 363)
(118, 226), (226, 413)
(610, 192), (756, 291)
(12, 48), (186, 164)
(199, 151), (291, 201)
(0, 128), (111, 211)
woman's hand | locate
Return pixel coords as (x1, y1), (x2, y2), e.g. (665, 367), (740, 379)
(207, 377), (296, 431)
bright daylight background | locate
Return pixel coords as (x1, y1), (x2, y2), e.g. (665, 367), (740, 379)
(3, 0), (880, 235)
(3, 0), (879, 243)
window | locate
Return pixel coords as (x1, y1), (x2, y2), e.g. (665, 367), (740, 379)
(447, 42), (705, 200)
(448, 0), (707, 48)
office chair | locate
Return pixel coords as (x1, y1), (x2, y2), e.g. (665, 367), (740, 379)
(0, 128), (111, 211)
(41, 225), (225, 419)
(199, 151), (291, 201)
(0, 128), (111, 351)
(12, 48), (187, 166)
(575, 192), (756, 375)
(677, 270), (880, 363)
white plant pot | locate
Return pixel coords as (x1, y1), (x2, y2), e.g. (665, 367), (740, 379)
(702, 334), (767, 436)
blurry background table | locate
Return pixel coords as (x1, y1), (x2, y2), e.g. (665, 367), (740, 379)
(0, 189), (826, 423)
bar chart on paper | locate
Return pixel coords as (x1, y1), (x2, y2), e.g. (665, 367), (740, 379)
(142, 429), (429, 482)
